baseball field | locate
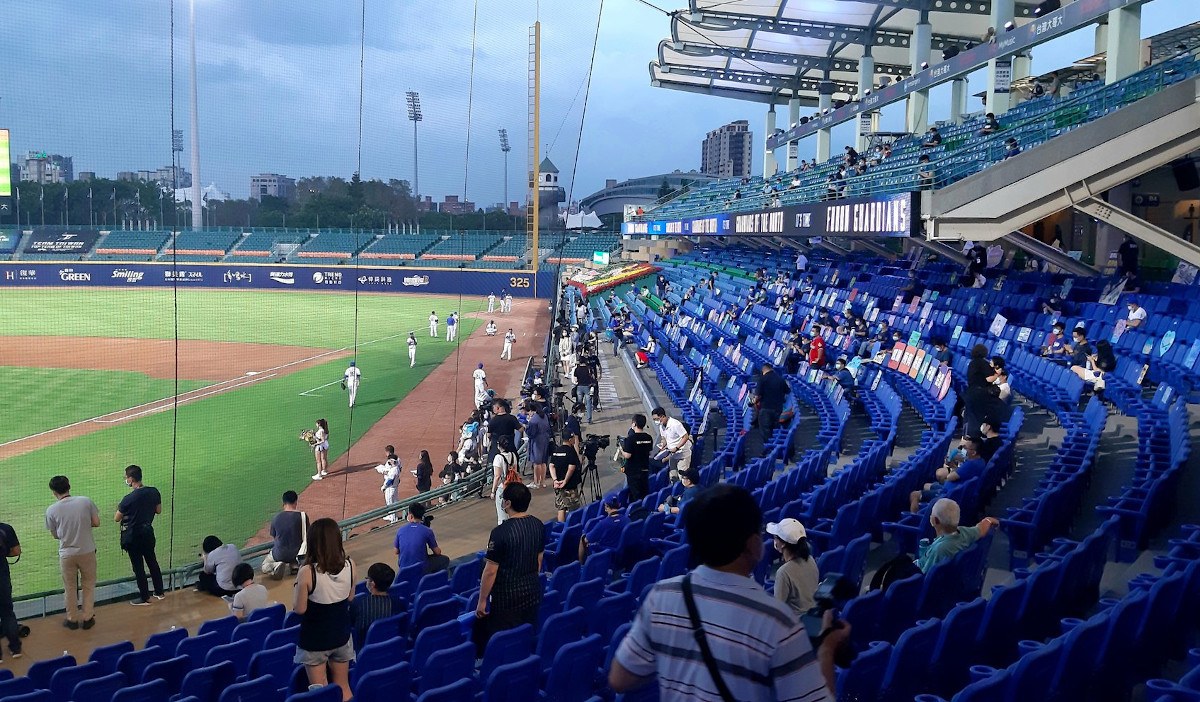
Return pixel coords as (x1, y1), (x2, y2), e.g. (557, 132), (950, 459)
(0, 287), (488, 596)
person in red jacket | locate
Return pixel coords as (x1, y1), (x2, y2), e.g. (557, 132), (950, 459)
(808, 326), (827, 368)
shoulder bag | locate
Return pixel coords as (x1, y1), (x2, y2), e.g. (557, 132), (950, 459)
(681, 573), (737, 702)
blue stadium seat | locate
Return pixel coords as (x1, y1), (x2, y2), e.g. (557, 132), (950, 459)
(450, 555), (484, 595)
(117, 646), (168, 685)
(232, 618), (275, 652)
(537, 607), (588, 671)
(140, 655), (191, 697)
(2, 691), (54, 702)
(0, 679), (36, 701)
(482, 655), (541, 702)
(286, 685), (341, 702)
(111, 678), (168, 702)
(197, 616), (239, 645)
(247, 604), (286, 629)
(217, 675), (277, 702)
(415, 678), (477, 702)
(351, 637), (407, 689)
(410, 620), (464, 671)
(247, 645), (296, 693)
(363, 613), (409, 648)
(352, 661), (411, 702)
(50, 661), (104, 701)
(204, 639), (253, 680)
(588, 593), (635, 644)
(415, 641), (475, 696)
(263, 625), (300, 652)
(26, 654), (76, 690)
(543, 634), (604, 702)
(70, 672), (127, 702)
(479, 623), (534, 684)
(145, 628), (189, 653)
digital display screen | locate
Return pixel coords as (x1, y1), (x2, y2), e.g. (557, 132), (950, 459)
(592, 251), (610, 266)
(0, 129), (11, 198)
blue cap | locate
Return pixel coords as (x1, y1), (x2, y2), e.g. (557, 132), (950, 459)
(349, 360), (355, 366)
(1127, 296), (1137, 305)
(478, 362), (485, 369)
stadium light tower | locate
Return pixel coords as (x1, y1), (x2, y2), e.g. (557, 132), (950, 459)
(188, 0), (203, 231)
(498, 128), (511, 214)
(406, 91), (422, 201)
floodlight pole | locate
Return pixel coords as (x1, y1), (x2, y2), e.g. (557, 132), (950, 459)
(499, 128), (511, 216)
(188, 0), (203, 231)
(406, 91), (423, 204)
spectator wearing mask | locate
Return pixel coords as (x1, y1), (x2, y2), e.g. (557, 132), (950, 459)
(1041, 295), (1063, 316)
(827, 358), (856, 396)
(262, 491), (307, 579)
(917, 155), (935, 189)
(1066, 327), (1094, 378)
(977, 419), (1004, 462)
(1075, 338), (1117, 391)
(979, 112), (999, 135)
(808, 326), (827, 367)
(651, 407), (693, 482)
(610, 484), (841, 700)
(550, 433), (584, 522)
(579, 495), (630, 562)
(620, 414), (655, 503)
(921, 127), (942, 147)
(350, 563), (395, 648)
(1043, 321), (1069, 357)
(197, 536), (240, 598)
(115, 464), (165, 606)
(659, 468), (701, 517)
(0, 520), (20, 660)
(229, 563), (269, 620)
(766, 518), (820, 617)
(573, 359), (596, 423)
(394, 503), (448, 573)
(754, 363), (790, 444)
(911, 437), (986, 512)
(915, 498), (999, 573)
(1003, 138), (1022, 159)
(524, 404), (551, 490)
(1125, 298), (1147, 328)
(932, 339), (952, 365)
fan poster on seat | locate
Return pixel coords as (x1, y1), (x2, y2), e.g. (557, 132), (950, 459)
(953, 324), (964, 341)
(893, 294), (905, 311)
(1111, 320), (1128, 342)
(1159, 330), (1176, 357)
(908, 330), (922, 346)
(937, 370), (953, 401)
(899, 348), (916, 374)
(907, 297), (921, 315)
(889, 343), (906, 369)
(988, 313), (1008, 338)
(913, 351), (931, 382)
(1184, 341), (1200, 371)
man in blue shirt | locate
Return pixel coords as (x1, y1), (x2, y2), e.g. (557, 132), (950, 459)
(948, 440), (987, 483)
(579, 495), (630, 562)
(393, 503), (448, 573)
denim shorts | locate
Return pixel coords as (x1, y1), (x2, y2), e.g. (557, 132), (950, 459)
(294, 640), (355, 666)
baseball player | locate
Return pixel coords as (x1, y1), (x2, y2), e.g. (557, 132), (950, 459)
(473, 363), (489, 407)
(485, 320), (498, 336)
(487, 292), (496, 313)
(375, 453), (400, 522)
(407, 332), (417, 368)
(428, 311), (439, 338)
(342, 360), (362, 407)
(503, 292), (514, 313)
(502, 328), (516, 361)
(446, 312), (458, 342)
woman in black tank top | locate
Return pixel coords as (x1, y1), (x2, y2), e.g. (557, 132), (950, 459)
(292, 518), (356, 701)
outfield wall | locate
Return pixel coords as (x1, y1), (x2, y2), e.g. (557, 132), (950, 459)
(0, 261), (558, 297)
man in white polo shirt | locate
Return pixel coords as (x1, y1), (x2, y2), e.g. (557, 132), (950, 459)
(651, 406), (692, 482)
(45, 475), (100, 630)
(610, 484), (842, 701)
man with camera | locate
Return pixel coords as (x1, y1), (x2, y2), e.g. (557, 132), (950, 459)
(549, 433), (583, 522)
(610, 484), (842, 700)
(0, 518), (23, 660)
(620, 414), (654, 503)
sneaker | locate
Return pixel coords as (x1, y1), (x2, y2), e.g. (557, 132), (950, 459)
(9, 649), (21, 659)
(154, 593), (166, 601)
(272, 562), (287, 580)
(321, 470), (328, 476)
(63, 619), (80, 630)
(130, 598), (151, 606)
(81, 618), (96, 630)
(312, 473), (323, 480)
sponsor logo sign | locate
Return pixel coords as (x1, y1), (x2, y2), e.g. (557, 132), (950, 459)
(58, 267), (91, 282)
(164, 269), (205, 282)
(313, 271), (343, 285)
(358, 274), (395, 286)
(111, 268), (145, 283)
(222, 270), (253, 284)
(4, 268), (37, 281)
(27, 230), (101, 254)
(269, 271), (295, 285)
(400, 275), (429, 287)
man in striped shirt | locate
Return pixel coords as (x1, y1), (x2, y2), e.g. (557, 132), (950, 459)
(610, 485), (843, 701)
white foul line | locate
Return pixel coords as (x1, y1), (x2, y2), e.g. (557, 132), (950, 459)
(299, 379), (344, 397)
(0, 330), (408, 450)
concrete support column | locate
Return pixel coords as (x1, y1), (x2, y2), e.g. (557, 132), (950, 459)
(764, 107), (778, 178)
(857, 53), (875, 151)
(950, 77), (969, 124)
(907, 20), (932, 133)
(1105, 5), (1142, 83)
(816, 86), (833, 163)
(1011, 52), (1032, 105)
(1094, 21), (1108, 54)
(986, 0), (1015, 115)
(787, 98), (801, 171)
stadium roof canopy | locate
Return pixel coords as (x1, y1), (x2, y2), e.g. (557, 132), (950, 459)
(650, 0), (1042, 106)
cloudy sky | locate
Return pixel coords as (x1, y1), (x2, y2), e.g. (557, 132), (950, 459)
(1, 0), (1196, 205)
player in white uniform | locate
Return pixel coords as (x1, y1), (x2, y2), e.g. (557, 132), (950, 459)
(472, 363), (489, 407)
(502, 329), (516, 361)
(407, 332), (417, 367)
(343, 360), (362, 408)
(375, 455), (400, 522)
(428, 311), (439, 337)
(485, 320), (497, 336)
(446, 312), (458, 342)
(487, 293), (496, 313)
(503, 293), (513, 313)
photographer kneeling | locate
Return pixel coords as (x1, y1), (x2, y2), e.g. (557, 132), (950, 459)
(610, 484), (845, 700)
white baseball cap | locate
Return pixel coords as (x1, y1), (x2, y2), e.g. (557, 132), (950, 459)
(766, 518), (807, 544)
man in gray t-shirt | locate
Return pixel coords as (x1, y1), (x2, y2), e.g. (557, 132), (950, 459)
(45, 476), (100, 629)
(198, 536), (240, 596)
(262, 491), (307, 579)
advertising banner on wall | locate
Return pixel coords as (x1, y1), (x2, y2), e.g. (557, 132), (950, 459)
(0, 262), (556, 298)
(622, 192), (918, 238)
(25, 229), (101, 255)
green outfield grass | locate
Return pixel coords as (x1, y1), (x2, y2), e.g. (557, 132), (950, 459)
(0, 369), (207, 444)
(0, 288), (492, 596)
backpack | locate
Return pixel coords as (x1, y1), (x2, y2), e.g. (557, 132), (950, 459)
(500, 452), (520, 485)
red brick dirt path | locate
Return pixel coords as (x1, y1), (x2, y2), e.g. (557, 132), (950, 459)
(251, 298), (552, 543)
(0, 338), (348, 461)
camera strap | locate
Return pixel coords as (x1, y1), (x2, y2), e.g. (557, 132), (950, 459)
(681, 573), (738, 702)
